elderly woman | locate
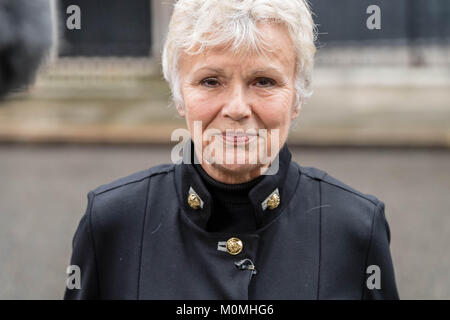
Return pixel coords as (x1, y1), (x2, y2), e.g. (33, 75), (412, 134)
(65, 0), (399, 300)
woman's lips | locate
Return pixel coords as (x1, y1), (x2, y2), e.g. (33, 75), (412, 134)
(221, 133), (257, 144)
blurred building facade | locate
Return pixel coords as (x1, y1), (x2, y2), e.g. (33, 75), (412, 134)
(52, 0), (450, 68)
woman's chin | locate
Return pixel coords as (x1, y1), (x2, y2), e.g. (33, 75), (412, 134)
(209, 161), (263, 180)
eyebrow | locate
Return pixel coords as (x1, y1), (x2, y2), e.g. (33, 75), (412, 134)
(250, 67), (284, 76)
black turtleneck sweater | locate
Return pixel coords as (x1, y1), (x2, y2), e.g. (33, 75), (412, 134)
(193, 163), (264, 233)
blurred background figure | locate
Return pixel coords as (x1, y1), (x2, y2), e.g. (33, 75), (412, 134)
(0, 0), (53, 99)
(0, 0), (449, 299)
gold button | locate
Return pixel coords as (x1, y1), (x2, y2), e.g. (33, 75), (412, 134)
(187, 193), (201, 209)
(267, 193), (280, 210)
(226, 237), (243, 255)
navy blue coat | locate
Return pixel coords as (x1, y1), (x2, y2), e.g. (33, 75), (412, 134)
(64, 142), (399, 300)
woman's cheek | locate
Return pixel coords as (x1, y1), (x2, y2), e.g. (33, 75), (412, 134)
(185, 93), (216, 122)
(256, 100), (289, 127)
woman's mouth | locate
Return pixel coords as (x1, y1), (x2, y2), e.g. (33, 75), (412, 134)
(221, 132), (257, 145)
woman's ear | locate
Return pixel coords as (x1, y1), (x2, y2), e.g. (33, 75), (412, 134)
(176, 104), (185, 117)
(291, 101), (301, 120)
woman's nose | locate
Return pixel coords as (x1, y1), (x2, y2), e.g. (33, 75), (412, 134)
(221, 85), (252, 121)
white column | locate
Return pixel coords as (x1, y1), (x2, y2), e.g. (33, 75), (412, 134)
(49, 0), (60, 61)
(150, 0), (175, 60)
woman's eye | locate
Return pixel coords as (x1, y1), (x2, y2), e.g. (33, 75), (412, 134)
(200, 78), (220, 87)
(254, 77), (275, 87)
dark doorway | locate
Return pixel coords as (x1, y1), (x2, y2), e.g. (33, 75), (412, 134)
(59, 0), (151, 57)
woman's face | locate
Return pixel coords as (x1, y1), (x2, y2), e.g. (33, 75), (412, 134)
(177, 23), (300, 183)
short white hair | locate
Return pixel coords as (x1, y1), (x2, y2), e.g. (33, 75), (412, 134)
(162, 0), (317, 111)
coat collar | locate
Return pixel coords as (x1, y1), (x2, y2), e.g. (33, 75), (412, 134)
(173, 138), (300, 232)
